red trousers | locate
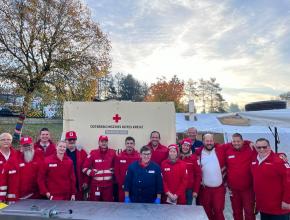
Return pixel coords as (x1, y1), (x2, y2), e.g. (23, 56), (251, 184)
(89, 185), (114, 202)
(230, 188), (255, 220)
(118, 185), (125, 202)
(200, 185), (226, 220)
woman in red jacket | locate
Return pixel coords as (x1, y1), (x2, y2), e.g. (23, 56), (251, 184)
(179, 138), (202, 205)
(38, 141), (76, 200)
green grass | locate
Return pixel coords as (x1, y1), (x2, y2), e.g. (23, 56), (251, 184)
(0, 123), (63, 142)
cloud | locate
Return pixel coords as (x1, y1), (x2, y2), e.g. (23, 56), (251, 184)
(85, 0), (290, 104)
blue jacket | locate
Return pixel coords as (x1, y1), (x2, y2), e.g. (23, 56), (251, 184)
(124, 161), (163, 203)
(191, 139), (203, 153)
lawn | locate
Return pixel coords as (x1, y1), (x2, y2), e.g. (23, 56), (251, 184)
(0, 121), (63, 142)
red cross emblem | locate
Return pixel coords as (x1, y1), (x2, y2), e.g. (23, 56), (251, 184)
(113, 114), (121, 123)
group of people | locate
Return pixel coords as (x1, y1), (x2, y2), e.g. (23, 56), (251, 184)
(0, 127), (289, 220)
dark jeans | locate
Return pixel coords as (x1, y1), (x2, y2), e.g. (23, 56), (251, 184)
(186, 189), (193, 205)
(261, 212), (290, 220)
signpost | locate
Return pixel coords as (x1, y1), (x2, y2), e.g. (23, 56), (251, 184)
(63, 101), (176, 151)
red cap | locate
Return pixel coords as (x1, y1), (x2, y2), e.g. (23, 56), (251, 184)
(168, 144), (179, 153)
(20, 136), (33, 145)
(99, 135), (108, 142)
(65, 131), (77, 140)
(181, 138), (192, 145)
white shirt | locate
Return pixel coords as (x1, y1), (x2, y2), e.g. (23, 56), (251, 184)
(0, 150), (10, 161)
(201, 149), (223, 187)
(257, 154), (270, 165)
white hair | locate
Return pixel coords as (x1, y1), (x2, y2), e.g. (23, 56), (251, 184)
(0, 133), (12, 140)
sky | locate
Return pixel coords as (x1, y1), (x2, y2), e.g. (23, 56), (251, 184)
(85, 0), (290, 107)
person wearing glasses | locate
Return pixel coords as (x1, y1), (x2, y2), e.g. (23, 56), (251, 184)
(0, 133), (18, 203)
(124, 145), (163, 204)
(0, 133), (16, 172)
(251, 138), (290, 220)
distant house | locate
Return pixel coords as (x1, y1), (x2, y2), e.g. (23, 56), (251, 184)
(0, 94), (23, 106)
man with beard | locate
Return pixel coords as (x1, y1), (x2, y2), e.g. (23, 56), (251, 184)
(65, 131), (88, 201)
(161, 144), (188, 205)
(82, 135), (116, 202)
(38, 141), (76, 200)
(0, 136), (43, 203)
(114, 136), (140, 202)
(195, 133), (226, 220)
(147, 131), (168, 166)
(34, 128), (56, 157)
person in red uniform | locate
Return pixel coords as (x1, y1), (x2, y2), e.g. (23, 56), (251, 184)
(65, 131), (89, 201)
(34, 128), (56, 157)
(147, 131), (168, 166)
(161, 144), (188, 205)
(195, 133), (226, 220)
(223, 133), (256, 220)
(38, 141), (76, 200)
(82, 135), (116, 202)
(114, 136), (140, 202)
(251, 138), (290, 220)
(0, 133), (16, 172)
(0, 136), (43, 203)
(0, 133), (18, 203)
(179, 137), (202, 205)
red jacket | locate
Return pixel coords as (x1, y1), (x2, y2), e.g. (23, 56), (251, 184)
(0, 149), (44, 202)
(34, 140), (56, 157)
(179, 153), (202, 194)
(114, 150), (140, 186)
(0, 149), (19, 203)
(224, 142), (256, 191)
(195, 144), (226, 184)
(38, 154), (76, 198)
(0, 147), (16, 172)
(161, 159), (188, 204)
(251, 151), (290, 215)
(82, 148), (116, 187)
(148, 142), (168, 166)
(66, 148), (89, 191)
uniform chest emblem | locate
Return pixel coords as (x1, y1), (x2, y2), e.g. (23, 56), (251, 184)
(8, 170), (16, 174)
(228, 155), (235, 159)
(252, 162), (257, 165)
(19, 163), (25, 167)
(148, 170), (155, 174)
(95, 159), (103, 163)
(164, 168), (170, 171)
(49, 164), (57, 167)
(120, 160), (127, 163)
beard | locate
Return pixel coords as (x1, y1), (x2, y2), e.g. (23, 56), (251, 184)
(205, 144), (214, 151)
(23, 150), (34, 163)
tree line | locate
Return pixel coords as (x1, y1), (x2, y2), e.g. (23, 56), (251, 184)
(1, 0), (289, 116)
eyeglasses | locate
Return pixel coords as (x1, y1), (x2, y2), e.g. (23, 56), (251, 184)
(256, 146), (268, 150)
